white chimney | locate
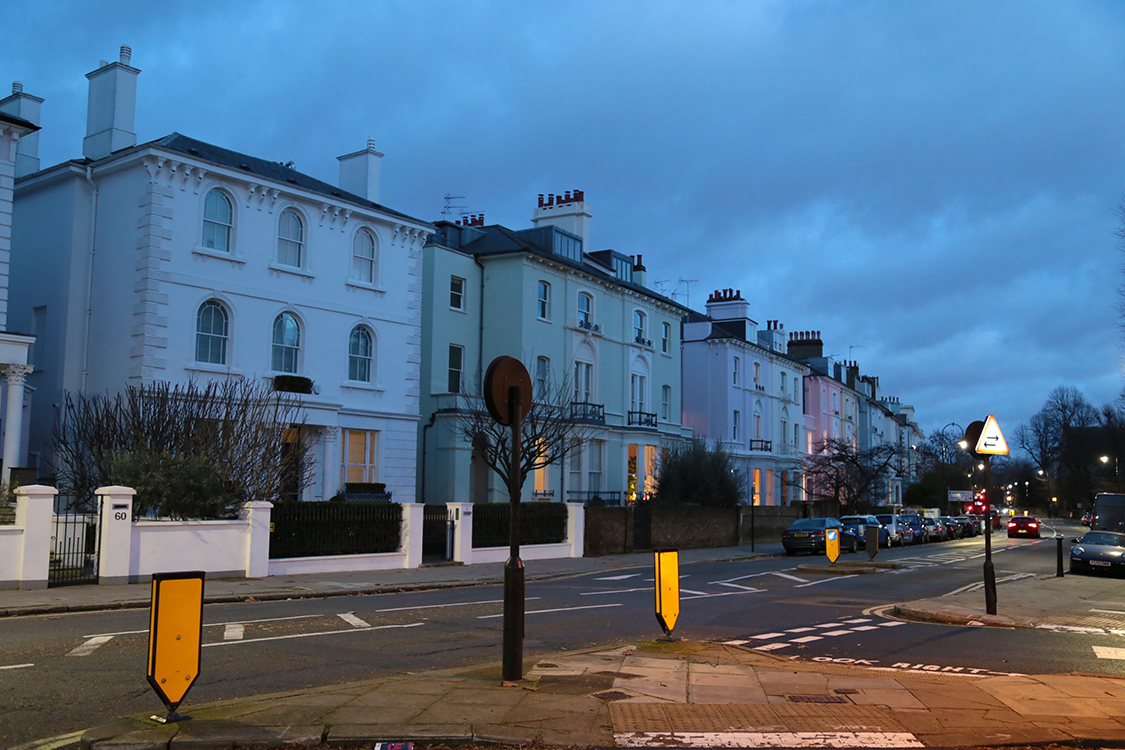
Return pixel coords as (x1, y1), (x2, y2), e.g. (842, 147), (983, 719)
(82, 46), (140, 161)
(633, 254), (647, 288)
(0, 81), (44, 176)
(337, 136), (383, 203)
(532, 189), (591, 248)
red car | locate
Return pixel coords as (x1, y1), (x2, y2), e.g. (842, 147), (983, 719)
(1007, 516), (1041, 539)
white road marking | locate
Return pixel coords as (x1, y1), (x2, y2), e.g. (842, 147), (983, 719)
(223, 623), (244, 641)
(616, 731), (923, 748)
(717, 582), (766, 592)
(478, 603), (623, 619)
(67, 635), (113, 657)
(786, 627), (815, 633)
(753, 642), (791, 652)
(85, 613), (325, 638)
(0, 663), (34, 670)
(369, 596), (539, 613)
(879, 621), (905, 627)
(582, 587), (650, 596)
(680, 588), (709, 596)
(842, 618), (871, 624)
(815, 622), (846, 628)
(595, 573), (642, 581)
(791, 635), (823, 643)
(682, 590), (763, 602)
(850, 625), (879, 632)
(750, 632), (786, 640)
(338, 613), (370, 629)
(795, 575), (858, 587)
(1093, 646), (1125, 660)
(770, 571), (810, 582)
(204, 621), (423, 647)
(821, 630), (853, 637)
(1091, 608), (1125, 615)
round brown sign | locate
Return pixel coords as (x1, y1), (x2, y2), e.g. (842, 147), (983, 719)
(483, 356), (533, 426)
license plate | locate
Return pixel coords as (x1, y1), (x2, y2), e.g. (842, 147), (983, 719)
(1091, 560), (1111, 567)
(793, 533), (809, 538)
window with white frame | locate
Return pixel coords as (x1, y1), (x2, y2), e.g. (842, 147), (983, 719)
(633, 310), (646, 343)
(348, 325), (374, 383)
(588, 440), (603, 494)
(753, 361), (761, 384)
(341, 429), (380, 484)
(661, 322), (671, 353)
(537, 281), (551, 320)
(195, 300), (229, 365)
(630, 373), (647, 412)
(351, 228), (377, 284)
(733, 410), (741, 441)
(578, 292), (592, 327)
(568, 438), (582, 494)
(733, 357), (740, 385)
(277, 208), (305, 267)
(448, 344), (464, 394)
(662, 385), (671, 420)
(535, 356), (549, 397)
(450, 276), (465, 310)
(574, 360), (593, 402)
(781, 371), (787, 392)
(202, 189), (233, 252)
(272, 312), (300, 373)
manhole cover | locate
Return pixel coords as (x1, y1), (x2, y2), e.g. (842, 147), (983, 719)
(788, 695), (848, 703)
(536, 662), (560, 668)
(594, 690), (633, 701)
(834, 688), (859, 695)
(595, 670), (643, 679)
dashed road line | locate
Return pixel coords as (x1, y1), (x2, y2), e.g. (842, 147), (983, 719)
(1, 663), (34, 670)
(477, 603), (623, 619)
(338, 612), (370, 629)
(795, 575), (858, 587)
(67, 635), (113, 657)
(204, 621), (423, 647)
(223, 623), (244, 641)
(595, 573), (642, 581)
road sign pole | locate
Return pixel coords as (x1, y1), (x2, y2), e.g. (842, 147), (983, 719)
(983, 456), (997, 615)
(502, 384), (525, 682)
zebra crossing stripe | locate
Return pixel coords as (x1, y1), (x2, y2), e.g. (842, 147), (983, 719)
(791, 635), (823, 643)
(753, 642), (791, 652)
(338, 613), (371, 629)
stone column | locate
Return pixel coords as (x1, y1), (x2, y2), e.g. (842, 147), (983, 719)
(0, 364), (32, 485)
(566, 503), (585, 558)
(15, 484), (55, 590)
(96, 486), (135, 585)
(243, 501), (273, 578)
(401, 502), (424, 569)
(447, 502), (474, 565)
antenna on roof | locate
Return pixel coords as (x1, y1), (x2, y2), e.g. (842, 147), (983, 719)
(441, 194), (467, 218)
(653, 279), (672, 295)
(679, 278), (699, 308)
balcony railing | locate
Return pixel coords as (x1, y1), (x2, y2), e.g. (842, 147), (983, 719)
(570, 401), (606, 424)
(748, 439), (772, 451)
(628, 410), (658, 428)
(577, 319), (602, 333)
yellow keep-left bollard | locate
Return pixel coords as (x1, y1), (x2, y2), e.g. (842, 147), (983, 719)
(654, 548), (680, 639)
(826, 528), (841, 564)
(147, 571), (205, 723)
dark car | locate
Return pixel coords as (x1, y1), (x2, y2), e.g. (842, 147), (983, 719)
(1007, 515), (1041, 539)
(1070, 530), (1125, 575)
(1081, 511), (1093, 527)
(938, 516), (965, 539)
(898, 513), (926, 544)
(782, 518), (858, 556)
(954, 514), (981, 536)
(840, 515), (890, 549)
(921, 517), (948, 542)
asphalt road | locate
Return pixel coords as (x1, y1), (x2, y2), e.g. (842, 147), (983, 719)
(1, 518), (1115, 747)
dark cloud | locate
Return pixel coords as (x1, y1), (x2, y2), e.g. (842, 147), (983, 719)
(3, 0), (1123, 436)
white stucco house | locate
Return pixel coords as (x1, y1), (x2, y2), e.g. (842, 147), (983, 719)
(681, 290), (811, 506)
(420, 191), (691, 506)
(8, 48), (431, 503)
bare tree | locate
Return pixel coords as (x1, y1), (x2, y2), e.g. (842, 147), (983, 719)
(802, 438), (902, 514)
(51, 379), (314, 517)
(448, 371), (597, 496)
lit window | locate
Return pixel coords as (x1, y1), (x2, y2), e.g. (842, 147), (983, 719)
(351, 228), (377, 284)
(272, 312), (300, 373)
(537, 281), (551, 319)
(202, 189), (232, 252)
(348, 326), (374, 383)
(448, 344), (464, 393)
(277, 208), (304, 267)
(450, 276), (465, 310)
(578, 292), (592, 327)
(661, 322), (671, 353)
(195, 300), (228, 365)
(341, 429), (380, 484)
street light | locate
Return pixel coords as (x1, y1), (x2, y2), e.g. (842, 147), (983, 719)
(939, 421), (965, 512)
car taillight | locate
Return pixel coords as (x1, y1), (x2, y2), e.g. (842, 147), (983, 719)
(1008, 522), (1016, 527)
(813, 530), (825, 536)
(1029, 523), (1038, 528)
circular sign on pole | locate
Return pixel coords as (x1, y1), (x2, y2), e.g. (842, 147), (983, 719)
(483, 356), (532, 426)
(964, 421), (986, 459)
(826, 527), (840, 564)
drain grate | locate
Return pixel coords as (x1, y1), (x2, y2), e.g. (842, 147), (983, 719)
(833, 688), (859, 695)
(788, 695), (848, 703)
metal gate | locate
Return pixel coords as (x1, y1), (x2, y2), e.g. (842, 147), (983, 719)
(49, 498), (100, 587)
(422, 504), (453, 562)
(632, 503), (652, 550)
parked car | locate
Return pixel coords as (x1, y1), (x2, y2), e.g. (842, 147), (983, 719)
(898, 513), (926, 543)
(875, 514), (911, 546)
(782, 518), (858, 556)
(938, 516), (965, 539)
(921, 516), (948, 542)
(1007, 516), (1041, 539)
(840, 515), (890, 549)
(954, 514), (981, 536)
(1070, 530), (1125, 575)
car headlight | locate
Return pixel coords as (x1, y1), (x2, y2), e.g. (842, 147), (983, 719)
(1072, 546), (1084, 556)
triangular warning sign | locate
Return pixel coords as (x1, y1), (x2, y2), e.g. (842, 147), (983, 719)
(975, 414), (1009, 455)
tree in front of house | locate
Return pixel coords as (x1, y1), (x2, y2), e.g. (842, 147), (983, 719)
(652, 438), (744, 507)
(51, 379), (314, 518)
(802, 438), (902, 515)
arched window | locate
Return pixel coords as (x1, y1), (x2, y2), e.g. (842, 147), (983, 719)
(352, 228), (377, 284)
(577, 292), (592, 327)
(272, 312), (301, 373)
(195, 300), (228, 365)
(633, 311), (646, 343)
(278, 208), (305, 267)
(202, 189), (233, 252)
(348, 326), (374, 382)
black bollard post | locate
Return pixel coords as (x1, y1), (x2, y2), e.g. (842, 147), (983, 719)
(1056, 535), (1064, 578)
(502, 385), (525, 682)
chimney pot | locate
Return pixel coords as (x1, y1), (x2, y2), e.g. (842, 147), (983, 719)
(12, 81), (22, 94)
(119, 45), (132, 65)
(366, 135), (376, 151)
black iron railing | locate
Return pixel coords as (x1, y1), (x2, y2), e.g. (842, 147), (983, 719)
(628, 410), (657, 427)
(571, 401), (605, 423)
(748, 439), (772, 451)
(269, 501), (402, 558)
(471, 502), (568, 548)
(567, 490), (624, 506)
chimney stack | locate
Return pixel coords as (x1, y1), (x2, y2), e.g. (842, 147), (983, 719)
(787, 330), (824, 360)
(531, 188), (591, 248)
(337, 135), (384, 203)
(633, 253), (647, 288)
(0, 81), (44, 176)
(83, 46), (140, 161)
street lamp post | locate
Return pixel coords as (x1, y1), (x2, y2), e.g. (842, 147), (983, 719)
(939, 422), (964, 513)
(1100, 455), (1119, 492)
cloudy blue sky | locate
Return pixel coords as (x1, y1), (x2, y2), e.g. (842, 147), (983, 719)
(3, 1), (1123, 438)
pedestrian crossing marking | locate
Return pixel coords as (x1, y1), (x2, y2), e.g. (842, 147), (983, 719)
(223, 623), (245, 640)
(791, 635), (823, 643)
(338, 613), (371, 629)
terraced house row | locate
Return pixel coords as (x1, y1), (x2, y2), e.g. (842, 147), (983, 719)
(1, 49), (922, 510)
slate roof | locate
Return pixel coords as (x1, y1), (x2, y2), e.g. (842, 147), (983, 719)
(0, 111), (39, 132)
